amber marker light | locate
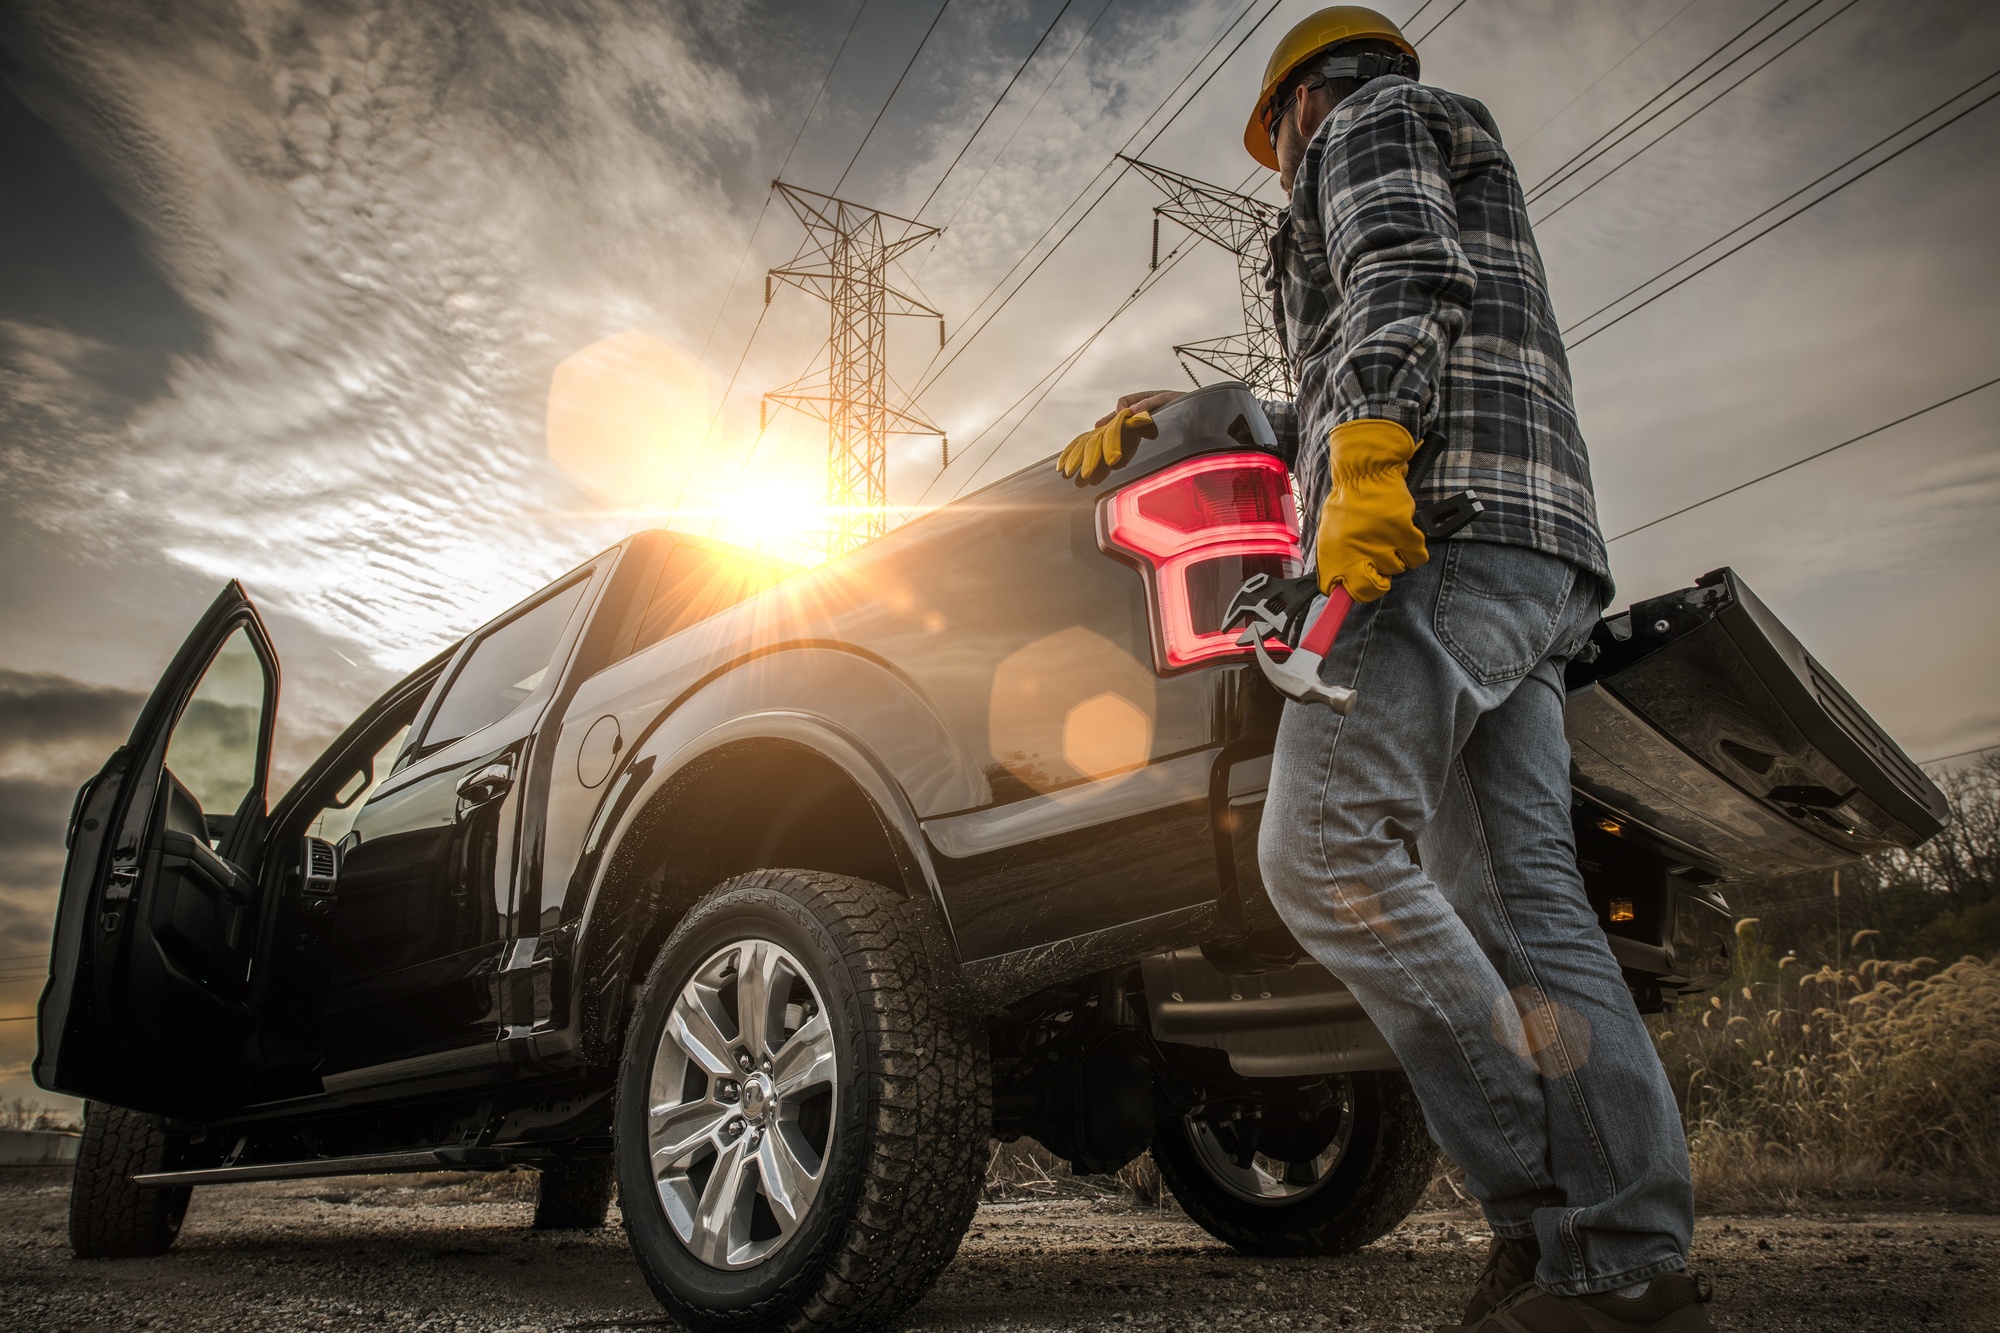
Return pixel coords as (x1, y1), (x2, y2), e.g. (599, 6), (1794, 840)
(1610, 899), (1636, 923)
(1597, 817), (1623, 835)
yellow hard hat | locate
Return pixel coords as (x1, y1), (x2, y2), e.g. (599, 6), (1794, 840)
(1244, 6), (1418, 169)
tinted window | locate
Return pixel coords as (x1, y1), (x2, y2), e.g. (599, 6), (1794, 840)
(627, 547), (790, 658)
(422, 579), (589, 750)
(162, 625), (269, 836)
(306, 721), (411, 845)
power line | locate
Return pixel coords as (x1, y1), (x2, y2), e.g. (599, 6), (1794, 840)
(637, 0), (870, 541)
(910, 0), (1288, 403)
(668, 0), (950, 529)
(1564, 69), (2000, 348)
(1510, 0), (1703, 154)
(911, 0), (1079, 219)
(907, 0), (1464, 506)
(1410, 0), (1475, 46)
(1604, 374), (2000, 544)
(1533, 0), (1868, 225)
(693, 0), (871, 368)
(832, 0), (955, 195)
(1920, 743), (2000, 766)
(920, 160), (1264, 507)
(917, 236), (1201, 506)
(918, 0), (1124, 271)
(1523, 0), (1796, 200)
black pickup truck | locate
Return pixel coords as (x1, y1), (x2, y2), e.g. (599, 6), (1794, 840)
(37, 384), (1946, 1331)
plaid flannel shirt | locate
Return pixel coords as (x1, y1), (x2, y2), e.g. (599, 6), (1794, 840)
(1258, 76), (1611, 590)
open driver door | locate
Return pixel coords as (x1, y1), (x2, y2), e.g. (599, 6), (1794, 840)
(36, 582), (283, 1118)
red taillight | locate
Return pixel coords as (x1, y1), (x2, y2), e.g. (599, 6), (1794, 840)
(1099, 452), (1302, 671)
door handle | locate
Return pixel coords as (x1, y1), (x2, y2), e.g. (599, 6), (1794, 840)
(455, 761), (515, 815)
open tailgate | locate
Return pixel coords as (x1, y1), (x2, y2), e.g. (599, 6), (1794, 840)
(1565, 567), (1947, 880)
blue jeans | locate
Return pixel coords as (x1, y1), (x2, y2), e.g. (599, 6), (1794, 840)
(1258, 539), (1693, 1296)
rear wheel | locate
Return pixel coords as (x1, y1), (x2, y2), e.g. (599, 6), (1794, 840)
(534, 1157), (615, 1230)
(1151, 1071), (1435, 1256)
(615, 869), (989, 1332)
(69, 1101), (191, 1258)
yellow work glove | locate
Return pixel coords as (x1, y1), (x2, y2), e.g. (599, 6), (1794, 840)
(1315, 419), (1429, 601)
(1056, 408), (1157, 481)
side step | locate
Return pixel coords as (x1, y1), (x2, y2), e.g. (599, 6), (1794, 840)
(133, 1145), (512, 1188)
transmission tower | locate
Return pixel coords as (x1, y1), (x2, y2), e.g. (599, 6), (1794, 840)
(761, 182), (946, 556)
(1121, 156), (1292, 399)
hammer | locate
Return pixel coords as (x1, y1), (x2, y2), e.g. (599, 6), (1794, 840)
(1225, 489), (1484, 712)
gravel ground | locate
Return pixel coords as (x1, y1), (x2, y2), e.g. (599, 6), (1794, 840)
(2, 1167), (1995, 1331)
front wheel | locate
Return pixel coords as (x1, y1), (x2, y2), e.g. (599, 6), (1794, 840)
(615, 869), (989, 1333)
(69, 1101), (191, 1258)
(1151, 1071), (1436, 1257)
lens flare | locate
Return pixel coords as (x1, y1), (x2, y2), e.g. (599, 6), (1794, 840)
(547, 330), (709, 508)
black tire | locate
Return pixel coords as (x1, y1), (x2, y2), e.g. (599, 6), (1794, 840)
(1151, 1071), (1435, 1257)
(615, 869), (989, 1333)
(69, 1101), (191, 1259)
(534, 1157), (616, 1230)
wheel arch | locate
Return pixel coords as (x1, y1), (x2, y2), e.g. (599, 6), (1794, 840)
(568, 712), (951, 1065)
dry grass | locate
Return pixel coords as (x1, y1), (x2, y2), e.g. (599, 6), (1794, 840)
(1656, 940), (2000, 1211)
(983, 1138), (1170, 1207)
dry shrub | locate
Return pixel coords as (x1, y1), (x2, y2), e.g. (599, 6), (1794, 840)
(1657, 949), (2000, 1209)
(983, 1138), (1171, 1207)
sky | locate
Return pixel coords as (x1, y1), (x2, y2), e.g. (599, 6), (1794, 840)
(1, 0), (1996, 1107)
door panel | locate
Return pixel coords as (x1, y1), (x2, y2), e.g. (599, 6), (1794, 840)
(315, 573), (592, 1074)
(35, 583), (280, 1117)
(319, 740), (518, 1068)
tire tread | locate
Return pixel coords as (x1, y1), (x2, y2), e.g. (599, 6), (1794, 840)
(69, 1101), (190, 1259)
(621, 870), (989, 1332)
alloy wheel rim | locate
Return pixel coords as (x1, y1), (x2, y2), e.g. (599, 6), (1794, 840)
(1185, 1089), (1354, 1206)
(648, 938), (838, 1269)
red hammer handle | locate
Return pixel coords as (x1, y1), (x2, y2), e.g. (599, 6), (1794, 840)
(1299, 585), (1355, 657)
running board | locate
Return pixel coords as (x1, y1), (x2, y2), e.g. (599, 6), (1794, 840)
(132, 1145), (511, 1187)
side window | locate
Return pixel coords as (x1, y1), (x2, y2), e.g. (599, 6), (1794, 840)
(420, 578), (590, 752)
(306, 721), (412, 845)
(627, 548), (789, 659)
(162, 624), (271, 844)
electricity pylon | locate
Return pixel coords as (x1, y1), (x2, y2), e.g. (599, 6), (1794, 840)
(1121, 156), (1292, 399)
(762, 182), (946, 556)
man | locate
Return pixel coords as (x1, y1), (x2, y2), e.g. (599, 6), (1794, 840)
(1058, 9), (1711, 1332)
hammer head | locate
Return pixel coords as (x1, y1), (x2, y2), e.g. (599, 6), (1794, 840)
(1252, 641), (1356, 714)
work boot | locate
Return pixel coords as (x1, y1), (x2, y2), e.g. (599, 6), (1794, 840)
(1463, 1272), (1714, 1333)
(1459, 1234), (1541, 1326)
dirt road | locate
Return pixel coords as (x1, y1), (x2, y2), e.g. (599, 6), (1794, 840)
(2, 1168), (1993, 1331)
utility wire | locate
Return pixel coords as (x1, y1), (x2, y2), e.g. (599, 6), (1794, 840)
(664, 0), (960, 524)
(1511, 0), (1703, 154)
(920, 159), (1262, 508)
(1604, 374), (2000, 544)
(706, 0), (1118, 535)
(1400, 0), (1445, 33)
(1565, 69), (2000, 348)
(910, 0), (1287, 403)
(908, 0), (1467, 505)
(693, 0), (870, 367)
(1524, 0), (1797, 200)
(912, 0), (1078, 219)
(832, 0), (955, 195)
(1410, 0), (1475, 45)
(1533, 0), (1868, 225)
(918, 0), (1124, 272)
(637, 0), (869, 539)
(916, 238), (1201, 507)
(1920, 743), (2000, 766)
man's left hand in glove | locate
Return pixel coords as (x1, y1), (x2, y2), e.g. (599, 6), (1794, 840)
(1316, 418), (1430, 601)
